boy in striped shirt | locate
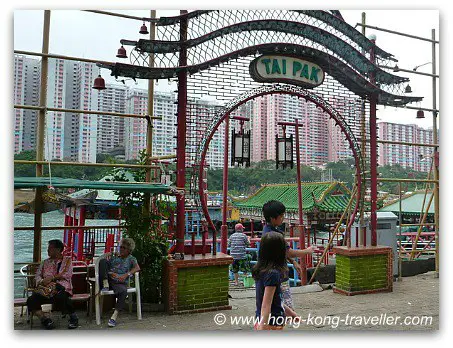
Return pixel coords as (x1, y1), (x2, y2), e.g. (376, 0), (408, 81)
(228, 223), (251, 286)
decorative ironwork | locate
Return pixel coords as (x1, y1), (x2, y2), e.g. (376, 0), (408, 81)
(191, 84), (366, 236)
(97, 10), (423, 239)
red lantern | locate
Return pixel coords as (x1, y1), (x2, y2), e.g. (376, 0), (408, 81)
(139, 23), (149, 34)
(116, 45), (127, 59)
(416, 109), (425, 119)
(92, 75), (106, 90)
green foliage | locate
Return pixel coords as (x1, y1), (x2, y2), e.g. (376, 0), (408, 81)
(111, 150), (170, 304)
(207, 160), (321, 195)
(207, 159), (431, 196)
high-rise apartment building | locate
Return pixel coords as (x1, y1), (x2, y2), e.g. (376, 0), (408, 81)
(14, 55), (40, 154)
(124, 89), (177, 160)
(64, 61), (98, 163)
(250, 94), (330, 167)
(378, 121), (434, 172)
(13, 54), (435, 172)
(44, 58), (66, 161)
(95, 84), (127, 156)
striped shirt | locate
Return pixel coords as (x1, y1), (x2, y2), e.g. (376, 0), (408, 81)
(228, 232), (250, 260)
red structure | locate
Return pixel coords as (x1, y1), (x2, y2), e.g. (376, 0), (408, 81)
(98, 10), (422, 303)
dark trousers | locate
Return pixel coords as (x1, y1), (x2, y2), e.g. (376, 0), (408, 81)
(27, 290), (75, 315)
(98, 259), (128, 311)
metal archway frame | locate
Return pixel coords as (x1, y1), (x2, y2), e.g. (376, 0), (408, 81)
(196, 84), (364, 246)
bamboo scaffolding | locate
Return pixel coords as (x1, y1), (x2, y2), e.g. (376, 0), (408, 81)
(376, 140), (438, 148)
(401, 223), (435, 227)
(82, 10), (158, 22)
(143, 10), (156, 216)
(375, 178), (439, 183)
(14, 49), (115, 66)
(308, 185), (358, 284)
(398, 182), (402, 281)
(32, 10), (50, 263)
(410, 193), (434, 260)
(354, 23), (439, 43)
(416, 160), (434, 229)
(14, 104), (162, 120)
(14, 160), (160, 169)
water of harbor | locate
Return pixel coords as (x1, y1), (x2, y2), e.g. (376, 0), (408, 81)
(13, 211), (118, 298)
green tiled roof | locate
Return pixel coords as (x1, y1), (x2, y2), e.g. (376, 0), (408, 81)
(233, 182), (351, 213)
(379, 192), (434, 216)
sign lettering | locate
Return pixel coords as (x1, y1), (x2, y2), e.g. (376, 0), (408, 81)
(250, 55), (324, 88)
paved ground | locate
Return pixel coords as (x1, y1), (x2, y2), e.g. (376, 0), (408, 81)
(14, 271), (438, 331)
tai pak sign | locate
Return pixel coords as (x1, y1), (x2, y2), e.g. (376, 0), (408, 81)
(249, 55), (325, 88)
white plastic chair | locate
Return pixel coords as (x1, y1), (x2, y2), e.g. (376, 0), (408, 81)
(94, 256), (142, 325)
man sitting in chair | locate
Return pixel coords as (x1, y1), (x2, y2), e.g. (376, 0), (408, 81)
(99, 237), (140, 327)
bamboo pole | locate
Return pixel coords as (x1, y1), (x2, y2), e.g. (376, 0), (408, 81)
(14, 104), (162, 120)
(376, 140), (438, 148)
(33, 10), (51, 263)
(409, 193), (434, 260)
(354, 23), (439, 43)
(401, 223), (435, 227)
(143, 10), (156, 216)
(83, 10), (158, 22)
(431, 28), (440, 277)
(376, 178), (438, 183)
(398, 182), (403, 281)
(14, 50), (116, 66)
(416, 160), (433, 228)
(308, 185), (357, 284)
(14, 160), (161, 169)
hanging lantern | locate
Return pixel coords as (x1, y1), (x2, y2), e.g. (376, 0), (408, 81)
(92, 75), (106, 90)
(404, 84), (412, 93)
(231, 130), (251, 167)
(416, 109), (425, 119)
(139, 22), (149, 34)
(116, 45), (127, 59)
(276, 134), (293, 169)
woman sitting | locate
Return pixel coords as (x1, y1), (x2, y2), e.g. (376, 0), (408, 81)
(98, 237), (140, 327)
(26, 239), (79, 329)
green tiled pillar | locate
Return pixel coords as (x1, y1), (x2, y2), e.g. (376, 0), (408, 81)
(333, 246), (393, 295)
(177, 265), (230, 311)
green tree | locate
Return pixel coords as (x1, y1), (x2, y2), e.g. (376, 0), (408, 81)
(111, 150), (170, 304)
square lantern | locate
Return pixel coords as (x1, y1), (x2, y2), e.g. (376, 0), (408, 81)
(276, 134), (293, 169)
(231, 130), (251, 167)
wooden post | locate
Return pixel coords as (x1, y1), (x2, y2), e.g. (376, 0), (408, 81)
(398, 182), (403, 281)
(431, 28), (439, 277)
(33, 10), (51, 263)
(143, 10), (156, 217)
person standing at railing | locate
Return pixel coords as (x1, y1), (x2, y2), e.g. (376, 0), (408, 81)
(262, 200), (316, 315)
(228, 223), (251, 286)
(98, 238), (140, 328)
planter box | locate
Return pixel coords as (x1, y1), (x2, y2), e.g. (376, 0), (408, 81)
(333, 246), (393, 296)
(162, 253), (233, 314)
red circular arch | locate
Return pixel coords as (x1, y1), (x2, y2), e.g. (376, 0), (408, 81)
(196, 85), (364, 242)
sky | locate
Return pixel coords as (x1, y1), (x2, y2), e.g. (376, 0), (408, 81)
(12, 8), (439, 128)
